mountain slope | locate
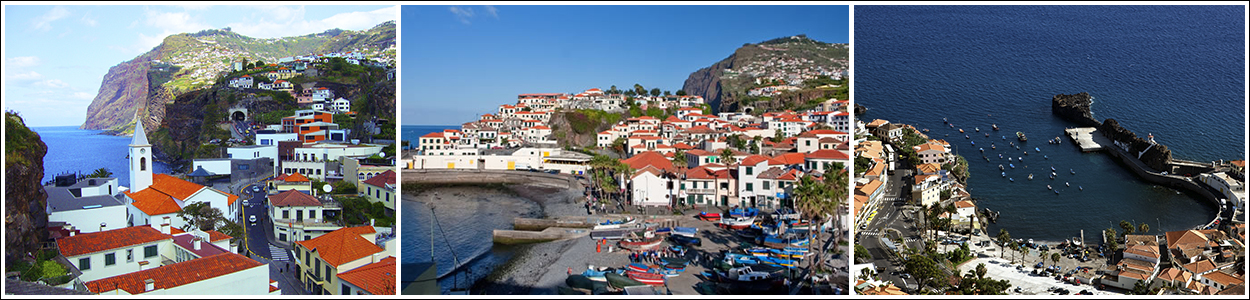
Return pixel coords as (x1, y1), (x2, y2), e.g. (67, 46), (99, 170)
(682, 35), (848, 114)
(80, 22), (396, 133)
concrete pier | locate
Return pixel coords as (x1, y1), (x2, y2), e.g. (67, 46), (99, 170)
(492, 227), (590, 245)
(1065, 127), (1110, 152)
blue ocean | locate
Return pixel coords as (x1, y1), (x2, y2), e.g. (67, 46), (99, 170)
(855, 6), (1243, 241)
(31, 126), (173, 188)
(401, 124), (459, 150)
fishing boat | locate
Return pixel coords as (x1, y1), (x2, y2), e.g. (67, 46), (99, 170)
(1044, 155), (1048, 159)
(1002, 172), (1006, 177)
(992, 144), (997, 150)
(627, 263), (651, 273)
(971, 141), (975, 146)
(975, 127), (980, 132)
(719, 266), (774, 282)
(654, 227), (672, 235)
(724, 253), (761, 265)
(1008, 157), (1013, 162)
(761, 234), (809, 249)
(1079, 186), (1083, 191)
(980, 148), (985, 153)
(999, 164), (1004, 170)
(619, 232), (664, 251)
(1054, 190), (1059, 194)
(606, 272), (648, 288)
(1070, 169), (1075, 175)
(660, 264), (685, 276)
(746, 248), (772, 257)
(992, 124), (1000, 130)
(566, 274), (610, 294)
(594, 217), (637, 230)
(1035, 147), (1040, 152)
(727, 207), (760, 218)
(922, 128), (930, 133)
(1009, 163), (1015, 169)
(581, 267), (611, 282)
(697, 211), (722, 221)
(965, 134), (970, 139)
(1051, 166), (1056, 171)
(625, 270), (667, 286)
(986, 133), (991, 137)
(959, 128), (965, 133)
(1028, 174), (1033, 180)
(661, 257), (690, 267)
(1065, 182), (1070, 187)
(672, 227), (697, 238)
(1047, 185), (1052, 190)
(769, 248), (810, 260)
(1017, 131), (1028, 142)
(720, 216), (757, 230)
(943, 117), (948, 123)
(950, 123), (955, 128)
(998, 153), (1003, 159)
(771, 208), (801, 220)
(1009, 177), (1014, 182)
(757, 256), (799, 268)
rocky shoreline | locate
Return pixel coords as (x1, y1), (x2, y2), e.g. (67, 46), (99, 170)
(1050, 92), (1173, 172)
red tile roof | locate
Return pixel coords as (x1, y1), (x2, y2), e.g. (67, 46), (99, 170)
(420, 132), (444, 138)
(57, 226), (171, 257)
(126, 188), (183, 216)
(739, 155), (769, 166)
(769, 153), (807, 165)
(206, 230), (231, 242)
(84, 253), (263, 294)
(337, 256), (396, 295)
(282, 173), (310, 183)
(807, 149), (849, 160)
(150, 174), (206, 200)
(621, 151), (675, 173)
(269, 189), (322, 207)
(295, 226), (382, 267)
(362, 170), (396, 189)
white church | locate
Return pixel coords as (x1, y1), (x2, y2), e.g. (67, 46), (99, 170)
(122, 120), (241, 231)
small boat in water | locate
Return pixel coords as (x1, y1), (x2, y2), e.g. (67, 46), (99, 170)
(1065, 182), (1070, 187)
(999, 164), (1004, 170)
(1035, 147), (1041, 152)
(980, 148), (985, 152)
(985, 133), (991, 137)
(1009, 163), (1015, 169)
(1009, 177), (1014, 182)
(943, 117), (948, 123)
(959, 128), (965, 133)
(992, 124), (1000, 130)
(1070, 169), (1075, 175)
(1044, 155), (1048, 159)
(1028, 174), (1033, 180)
(1047, 185), (1052, 190)
(1002, 172), (1006, 177)
(1017, 131), (1028, 142)
(975, 127), (980, 132)
(965, 134), (970, 139)
(992, 144), (997, 150)
(1079, 186), (1084, 191)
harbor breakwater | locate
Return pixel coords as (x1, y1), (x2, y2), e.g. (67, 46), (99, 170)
(1052, 93), (1225, 227)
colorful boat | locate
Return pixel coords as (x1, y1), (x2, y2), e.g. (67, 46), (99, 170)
(757, 256), (798, 268)
(619, 233), (663, 251)
(697, 211), (721, 221)
(720, 216), (756, 229)
(1017, 131), (1028, 142)
(671, 227), (698, 237)
(593, 217), (636, 230)
(727, 207), (760, 218)
(625, 270), (667, 286)
(605, 272), (648, 288)
(626, 263), (651, 273)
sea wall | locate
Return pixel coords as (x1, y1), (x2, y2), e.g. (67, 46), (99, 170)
(1051, 92), (1101, 127)
(1100, 135), (1223, 227)
(401, 169), (576, 187)
(1099, 119), (1173, 172)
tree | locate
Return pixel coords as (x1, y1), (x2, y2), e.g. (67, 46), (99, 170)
(176, 202), (224, 232)
(676, 90), (687, 96)
(84, 167), (113, 179)
(718, 148), (737, 166)
(975, 263), (988, 280)
(1138, 222), (1149, 234)
(794, 175), (832, 272)
(903, 254), (942, 290)
(663, 90), (672, 96)
(331, 181), (358, 194)
(633, 83), (645, 96)
(671, 150), (688, 170)
(649, 88), (661, 97)
(1104, 228), (1120, 250)
(854, 244), (873, 264)
(1119, 220), (1136, 237)
(1050, 252), (1061, 269)
(996, 229), (1011, 259)
(609, 85), (619, 94)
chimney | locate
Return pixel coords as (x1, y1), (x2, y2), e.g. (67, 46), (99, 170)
(370, 218), (375, 227)
(139, 260), (151, 271)
(372, 253), (380, 263)
(100, 222), (107, 232)
(69, 231), (76, 237)
(193, 237), (202, 250)
(161, 223), (170, 235)
(144, 279), (155, 292)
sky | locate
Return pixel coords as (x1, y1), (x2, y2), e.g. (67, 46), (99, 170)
(401, 5), (850, 125)
(3, 5), (398, 127)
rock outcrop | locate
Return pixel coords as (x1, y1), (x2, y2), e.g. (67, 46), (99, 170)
(1100, 119), (1173, 172)
(5, 112), (49, 268)
(1051, 92), (1101, 127)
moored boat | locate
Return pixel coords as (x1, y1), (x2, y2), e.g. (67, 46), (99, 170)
(625, 270), (667, 286)
(619, 232), (664, 251)
(720, 216), (756, 230)
(992, 124), (1000, 130)
(1017, 131), (1028, 142)
(697, 211), (722, 221)
(605, 272), (648, 288)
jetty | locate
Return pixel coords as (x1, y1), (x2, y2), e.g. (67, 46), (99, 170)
(1064, 127), (1111, 152)
(493, 227), (589, 245)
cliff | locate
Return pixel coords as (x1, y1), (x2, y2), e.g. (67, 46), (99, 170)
(1051, 92), (1100, 127)
(548, 110), (625, 148)
(1099, 119), (1173, 172)
(5, 112), (49, 268)
(80, 54), (155, 133)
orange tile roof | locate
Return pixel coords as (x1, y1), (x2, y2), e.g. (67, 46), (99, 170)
(337, 256), (396, 295)
(57, 226), (171, 257)
(807, 149), (848, 160)
(1202, 271), (1242, 286)
(150, 174), (206, 200)
(283, 173), (311, 182)
(85, 253), (263, 294)
(269, 189), (322, 207)
(769, 153), (807, 165)
(126, 188), (183, 216)
(917, 163), (942, 174)
(1182, 259), (1217, 275)
(206, 230), (232, 242)
(295, 226), (382, 267)
(739, 155), (769, 166)
(621, 151), (675, 173)
(362, 170), (396, 189)
(914, 143), (946, 153)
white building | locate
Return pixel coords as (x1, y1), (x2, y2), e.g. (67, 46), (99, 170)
(45, 177), (127, 233)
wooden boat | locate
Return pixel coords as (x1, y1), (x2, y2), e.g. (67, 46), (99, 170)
(757, 256), (798, 268)
(671, 227), (697, 237)
(959, 128), (965, 133)
(992, 124), (1000, 130)
(626, 270), (667, 286)
(605, 272), (648, 288)
(697, 211), (721, 221)
(593, 217), (637, 230)
(1017, 131), (1028, 142)
(619, 233), (663, 251)
(720, 216), (756, 230)
(626, 263), (651, 273)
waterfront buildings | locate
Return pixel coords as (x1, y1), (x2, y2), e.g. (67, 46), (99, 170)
(294, 226), (395, 295)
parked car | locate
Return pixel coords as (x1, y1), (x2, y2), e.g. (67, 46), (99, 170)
(253, 186), (260, 193)
(249, 215), (257, 224)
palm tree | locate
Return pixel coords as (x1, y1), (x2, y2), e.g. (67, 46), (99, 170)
(996, 229), (1011, 259)
(1039, 250), (1049, 268)
(672, 150), (688, 170)
(1008, 241), (1021, 264)
(975, 263), (988, 280)
(85, 167), (113, 179)
(821, 163), (848, 245)
(1050, 253), (1061, 270)
(794, 175), (834, 274)
(1138, 222), (1149, 235)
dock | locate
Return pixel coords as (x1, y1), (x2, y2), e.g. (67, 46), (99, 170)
(1065, 127), (1111, 152)
(492, 227), (589, 245)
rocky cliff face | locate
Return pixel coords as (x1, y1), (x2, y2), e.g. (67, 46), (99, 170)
(682, 53), (735, 113)
(1051, 92), (1100, 127)
(1100, 119), (1173, 172)
(80, 55), (154, 132)
(5, 112), (49, 268)
(682, 36), (847, 114)
(548, 111), (623, 148)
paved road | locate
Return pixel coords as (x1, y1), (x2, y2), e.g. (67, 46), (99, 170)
(239, 182), (308, 295)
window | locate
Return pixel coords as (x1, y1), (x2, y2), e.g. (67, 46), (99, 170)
(283, 210), (290, 219)
(139, 157), (147, 171)
(79, 257), (91, 270)
(342, 284), (351, 295)
(105, 253), (116, 266)
(746, 167), (753, 175)
(746, 183), (754, 192)
(144, 245), (157, 258)
(763, 181), (771, 190)
(126, 249), (134, 262)
(280, 233), (287, 242)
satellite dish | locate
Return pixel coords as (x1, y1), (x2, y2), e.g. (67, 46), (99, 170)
(323, 184), (334, 193)
(378, 152), (386, 158)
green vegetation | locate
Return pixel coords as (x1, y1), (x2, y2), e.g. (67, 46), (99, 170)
(854, 244), (873, 264)
(854, 156), (873, 175)
(10, 250), (72, 285)
(336, 196), (394, 227)
(331, 181), (358, 195)
(565, 109), (621, 135)
(5, 111), (43, 167)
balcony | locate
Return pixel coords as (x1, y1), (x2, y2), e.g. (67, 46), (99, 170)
(687, 188), (715, 195)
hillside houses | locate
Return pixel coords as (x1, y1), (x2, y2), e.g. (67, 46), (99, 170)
(410, 87), (850, 212)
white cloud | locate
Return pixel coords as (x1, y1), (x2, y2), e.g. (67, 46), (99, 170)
(7, 56), (42, 68)
(228, 6), (397, 39)
(71, 92), (95, 100)
(449, 6), (475, 24)
(142, 8), (212, 34)
(33, 79), (70, 89)
(484, 5), (499, 18)
(80, 12), (98, 26)
(8, 71), (44, 82)
(179, 5), (212, 11)
(31, 6), (70, 31)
